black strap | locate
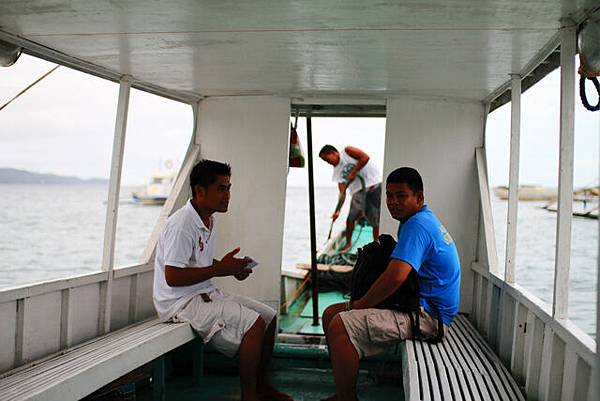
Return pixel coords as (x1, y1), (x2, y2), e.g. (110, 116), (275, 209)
(579, 76), (600, 112)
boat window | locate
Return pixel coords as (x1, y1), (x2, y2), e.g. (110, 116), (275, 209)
(486, 59), (598, 339)
(114, 88), (192, 268)
(281, 115), (385, 335)
(569, 57), (599, 338)
(0, 54), (117, 289)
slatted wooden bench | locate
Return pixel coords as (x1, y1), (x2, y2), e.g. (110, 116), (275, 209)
(401, 314), (524, 401)
(0, 319), (198, 401)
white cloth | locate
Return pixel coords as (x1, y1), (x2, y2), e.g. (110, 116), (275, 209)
(332, 150), (381, 195)
(173, 288), (276, 357)
(153, 199), (217, 321)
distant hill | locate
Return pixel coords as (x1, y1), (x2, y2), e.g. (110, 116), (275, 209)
(0, 168), (108, 185)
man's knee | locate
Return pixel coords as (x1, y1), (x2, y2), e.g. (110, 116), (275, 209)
(323, 302), (345, 332)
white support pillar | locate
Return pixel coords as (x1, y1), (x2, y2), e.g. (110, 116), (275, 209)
(101, 76), (131, 333)
(552, 20), (576, 320)
(594, 113), (600, 401)
(505, 74), (522, 284)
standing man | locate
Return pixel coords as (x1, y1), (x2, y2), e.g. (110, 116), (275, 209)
(319, 145), (382, 252)
(153, 159), (293, 401)
(321, 167), (461, 401)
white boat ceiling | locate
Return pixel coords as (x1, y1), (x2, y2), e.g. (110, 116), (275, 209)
(0, 1), (597, 101)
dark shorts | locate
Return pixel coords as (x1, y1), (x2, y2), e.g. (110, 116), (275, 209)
(347, 183), (381, 227)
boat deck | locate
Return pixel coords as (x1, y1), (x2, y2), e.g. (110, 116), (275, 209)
(135, 363), (404, 401)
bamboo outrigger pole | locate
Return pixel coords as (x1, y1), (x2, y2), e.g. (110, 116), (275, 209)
(306, 111), (320, 327)
(0, 65), (59, 112)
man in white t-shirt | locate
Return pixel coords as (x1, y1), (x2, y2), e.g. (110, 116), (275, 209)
(319, 145), (382, 252)
(153, 159), (292, 401)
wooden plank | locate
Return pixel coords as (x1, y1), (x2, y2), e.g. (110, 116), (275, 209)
(498, 293), (516, 368)
(553, 19), (576, 320)
(570, 355), (592, 401)
(102, 77), (132, 334)
(429, 343), (453, 400)
(452, 321), (506, 400)
(413, 340), (431, 401)
(545, 333), (566, 401)
(455, 316), (525, 400)
(487, 285), (501, 352)
(402, 341), (421, 401)
(505, 73), (521, 284)
(525, 313), (544, 399)
(437, 339), (467, 401)
(559, 346), (578, 401)
(475, 147), (499, 274)
(537, 325), (555, 401)
(128, 274), (139, 324)
(421, 342), (442, 400)
(59, 289), (71, 349)
(0, 302), (17, 373)
(510, 302), (527, 384)
(0, 320), (196, 401)
(445, 327), (491, 400)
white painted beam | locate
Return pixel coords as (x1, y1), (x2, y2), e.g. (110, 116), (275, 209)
(101, 77), (131, 334)
(475, 146), (498, 274)
(505, 74), (521, 284)
(552, 20), (576, 320)
(141, 102), (200, 264)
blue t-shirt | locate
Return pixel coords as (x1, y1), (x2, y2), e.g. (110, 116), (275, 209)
(390, 205), (461, 325)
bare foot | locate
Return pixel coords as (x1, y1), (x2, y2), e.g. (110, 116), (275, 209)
(259, 386), (294, 401)
(339, 243), (351, 252)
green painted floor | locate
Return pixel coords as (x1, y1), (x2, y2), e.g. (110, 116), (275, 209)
(138, 367), (404, 401)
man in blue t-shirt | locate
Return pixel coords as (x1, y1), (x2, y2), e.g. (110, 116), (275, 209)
(321, 167), (461, 401)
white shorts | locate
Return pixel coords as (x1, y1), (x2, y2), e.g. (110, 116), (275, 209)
(173, 289), (276, 357)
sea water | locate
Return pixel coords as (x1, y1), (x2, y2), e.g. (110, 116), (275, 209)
(0, 184), (596, 337)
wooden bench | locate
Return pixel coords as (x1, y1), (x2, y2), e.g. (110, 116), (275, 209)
(0, 319), (199, 401)
(401, 314), (524, 401)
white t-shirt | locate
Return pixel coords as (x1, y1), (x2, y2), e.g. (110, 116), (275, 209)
(332, 150), (381, 195)
(153, 199), (217, 321)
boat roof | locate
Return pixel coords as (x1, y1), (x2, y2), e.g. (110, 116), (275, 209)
(0, 1), (597, 104)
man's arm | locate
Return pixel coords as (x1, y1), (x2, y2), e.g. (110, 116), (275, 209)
(165, 248), (251, 287)
(352, 259), (413, 309)
(344, 146), (370, 183)
(332, 182), (347, 221)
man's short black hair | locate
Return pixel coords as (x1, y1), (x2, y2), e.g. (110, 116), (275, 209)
(386, 167), (424, 193)
(190, 159), (231, 195)
(319, 144), (338, 158)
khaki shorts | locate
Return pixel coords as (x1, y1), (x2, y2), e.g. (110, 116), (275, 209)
(338, 307), (447, 358)
(173, 289), (276, 357)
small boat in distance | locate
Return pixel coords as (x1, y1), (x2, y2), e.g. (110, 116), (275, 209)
(132, 161), (176, 206)
(493, 184), (556, 201)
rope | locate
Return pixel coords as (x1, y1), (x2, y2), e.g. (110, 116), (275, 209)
(579, 76), (600, 112)
(0, 65), (60, 112)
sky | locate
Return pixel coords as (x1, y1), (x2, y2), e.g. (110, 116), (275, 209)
(0, 54), (598, 188)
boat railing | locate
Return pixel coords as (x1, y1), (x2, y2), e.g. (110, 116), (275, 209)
(473, 37), (598, 399)
(0, 261), (155, 374)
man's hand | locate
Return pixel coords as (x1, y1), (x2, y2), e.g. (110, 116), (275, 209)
(215, 247), (251, 277)
(347, 170), (357, 183)
(332, 210), (341, 221)
(234, 270), (252, 281)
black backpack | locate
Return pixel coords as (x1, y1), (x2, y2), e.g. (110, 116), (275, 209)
(349, 234), (420, 311)
(349, 234), (444, 343)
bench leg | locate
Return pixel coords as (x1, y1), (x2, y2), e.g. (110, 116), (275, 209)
(193, 339), (204, 386)
(153, 355), (166, 401)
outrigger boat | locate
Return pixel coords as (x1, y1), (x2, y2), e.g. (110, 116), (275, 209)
(0, 2), (599, 401)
